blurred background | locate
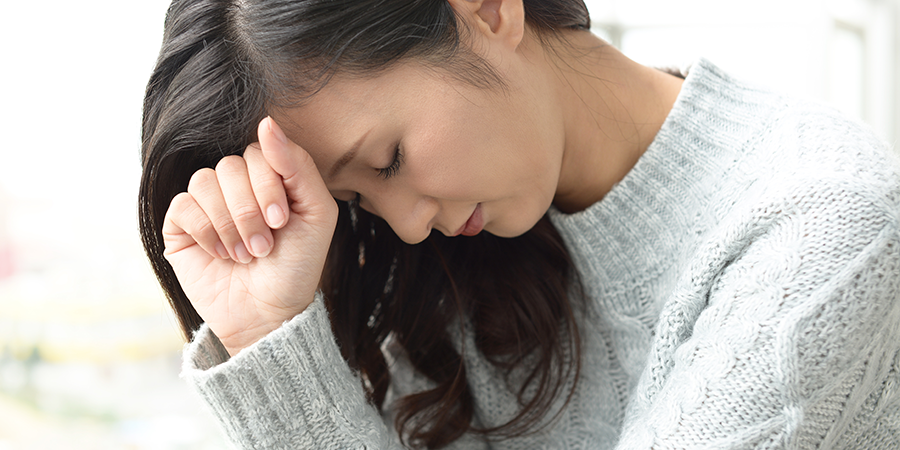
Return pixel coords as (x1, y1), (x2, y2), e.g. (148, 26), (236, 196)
(0, 0), (897, 448)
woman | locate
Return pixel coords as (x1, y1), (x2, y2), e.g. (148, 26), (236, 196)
(139, 0), (900, 448)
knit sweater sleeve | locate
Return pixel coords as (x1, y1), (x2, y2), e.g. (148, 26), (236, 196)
(181, 293), (404, 449)
(616, 167), (900, 448)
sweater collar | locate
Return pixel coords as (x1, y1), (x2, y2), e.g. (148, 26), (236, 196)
(548, 58), (783, 293)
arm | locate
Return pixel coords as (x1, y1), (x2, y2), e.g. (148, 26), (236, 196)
(617, 181), (900, 449)
(183, 294), (402, 449)
(163, 118), (403, 448)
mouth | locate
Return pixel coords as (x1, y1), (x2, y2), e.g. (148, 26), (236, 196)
(453, 204), (484, 237)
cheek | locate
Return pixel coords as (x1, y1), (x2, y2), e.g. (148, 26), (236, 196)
(408, 118), (485, 196)
(408, 98), (558, 201)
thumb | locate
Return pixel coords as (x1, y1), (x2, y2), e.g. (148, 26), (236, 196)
(257, 117), (333, 215)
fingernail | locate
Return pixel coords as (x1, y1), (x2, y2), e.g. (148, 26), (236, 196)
(215, 241), (230, 259)
(267, 204), (285, 228)
(249, 234), (271, 258)
(234, 242), (253, 264)
(268, 117), (287, 145)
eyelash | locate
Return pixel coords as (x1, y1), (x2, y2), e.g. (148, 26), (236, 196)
(377, 145), (404, 180)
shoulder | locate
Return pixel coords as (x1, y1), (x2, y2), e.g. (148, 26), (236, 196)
(746, 101), (900, 236)
(684, 58), (897, 180)
(687, 58), (900, 225)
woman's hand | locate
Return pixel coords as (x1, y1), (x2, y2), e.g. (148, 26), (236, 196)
(162, 117), (338, 356)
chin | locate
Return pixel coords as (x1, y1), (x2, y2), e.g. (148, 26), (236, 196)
(487, 216), (544, 239)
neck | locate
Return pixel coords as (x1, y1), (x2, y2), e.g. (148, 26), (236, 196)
(545, 32), (684, 213)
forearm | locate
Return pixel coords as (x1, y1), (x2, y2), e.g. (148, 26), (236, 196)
(182, 295), (402, 449)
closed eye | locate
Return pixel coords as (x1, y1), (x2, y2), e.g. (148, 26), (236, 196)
(377, 144), (403, 180)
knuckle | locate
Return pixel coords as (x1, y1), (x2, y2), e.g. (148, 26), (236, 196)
(188, 168), (218, 193)
(322, 196), (339, 218)
(216, 155), (246, 173)
(211, 215), (238, 237)
(168, 192), (194, 214)
(192, 216), (216, 239)
(245, 147), (275, 176)
(245, 142), (262, 157)
(251, 173), (282, 193)
(299, 147), (317, 168)
(230, 204), (262, 224)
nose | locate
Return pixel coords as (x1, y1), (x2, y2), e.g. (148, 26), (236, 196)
(360, 192), (438, 244)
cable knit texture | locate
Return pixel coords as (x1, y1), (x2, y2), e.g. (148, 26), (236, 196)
(181, 59), (900, 449)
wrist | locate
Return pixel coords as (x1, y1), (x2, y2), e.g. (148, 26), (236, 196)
(218, 321), (284, 357)
(214, 294), (319, 356)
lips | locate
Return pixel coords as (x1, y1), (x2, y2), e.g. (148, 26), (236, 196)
(453, 204), (484, 237)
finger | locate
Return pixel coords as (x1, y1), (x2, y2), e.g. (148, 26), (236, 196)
(215, 155), (275, 262)
(244, 143), (289, 229)
(162, 191), (227, 260)
(257, 117), (333, 215)
(187, 168), (240, 260)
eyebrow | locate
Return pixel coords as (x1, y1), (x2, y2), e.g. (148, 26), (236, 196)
(327, 128), (371, 182)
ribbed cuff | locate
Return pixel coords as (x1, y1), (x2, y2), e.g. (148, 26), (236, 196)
(182, 294), (398, 449)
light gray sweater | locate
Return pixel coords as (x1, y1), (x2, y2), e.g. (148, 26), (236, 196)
(182, 59), (900, 449)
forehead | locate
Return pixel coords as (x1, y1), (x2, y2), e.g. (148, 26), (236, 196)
(268, 62), (473, 176)
(267, 77), (390, 173)
(272, 64), (432, 143)
(273, 79), (383, 145)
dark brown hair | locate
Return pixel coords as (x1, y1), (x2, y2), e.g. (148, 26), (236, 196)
(139, 0), (591, 448)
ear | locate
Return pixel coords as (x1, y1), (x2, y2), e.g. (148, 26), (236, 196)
(446, 0), (525, 51)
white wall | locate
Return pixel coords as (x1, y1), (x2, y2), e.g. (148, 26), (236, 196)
(586, 0), (900, 145)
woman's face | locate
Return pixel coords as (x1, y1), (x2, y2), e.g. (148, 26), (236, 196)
(274, 61), (564, 244)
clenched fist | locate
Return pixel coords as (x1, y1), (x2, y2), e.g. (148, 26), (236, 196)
(162, 117), (338, 356)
